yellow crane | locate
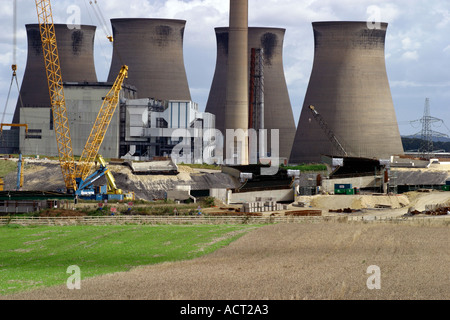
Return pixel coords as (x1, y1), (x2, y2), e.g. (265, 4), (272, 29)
(35, 0), (77, 192)
(35, 0), (130, 199)
(75, 65), (128, 181)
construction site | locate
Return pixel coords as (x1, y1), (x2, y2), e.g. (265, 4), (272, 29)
(1, 0), (450, 220)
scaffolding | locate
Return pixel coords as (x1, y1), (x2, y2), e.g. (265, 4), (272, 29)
(249, 48), (264, 131)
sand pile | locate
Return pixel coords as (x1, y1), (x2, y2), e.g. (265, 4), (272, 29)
(298, 195), (410, 211)
(403, 191), (450, 212)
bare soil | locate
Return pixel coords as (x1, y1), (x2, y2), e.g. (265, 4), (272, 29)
(4, 220), (449, 300)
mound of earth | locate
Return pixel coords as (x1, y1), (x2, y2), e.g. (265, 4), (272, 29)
(296, 194), (410, 211)
(2, 159), (239, 201)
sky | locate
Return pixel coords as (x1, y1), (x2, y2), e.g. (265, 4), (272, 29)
(1, 0), (450, 137)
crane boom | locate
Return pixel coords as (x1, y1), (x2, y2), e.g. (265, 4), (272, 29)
(308, 105), (348, 157)
(35, 0), (77, 192)
(76, 65), (128, 180)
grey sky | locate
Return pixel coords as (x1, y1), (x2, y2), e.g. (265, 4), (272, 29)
(1, 0), (450, 137)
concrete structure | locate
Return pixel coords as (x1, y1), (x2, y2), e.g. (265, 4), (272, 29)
(13, 24), (98, 124)
(290, 22), (404, 164)
(230, 189), (294, 205)
(19, 83), (137, 158)
(107, 19), (191, 102)
(224, 0), (249, 165)
(122, 98), (215, 163)
(0, 129), (20, 154)
(206, 27), (296, 160)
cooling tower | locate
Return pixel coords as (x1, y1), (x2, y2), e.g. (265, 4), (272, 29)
(290, 21), (404, 164)
(13, 24), (98, 123)
(205, 27), (296, 160)
(107, 19), (191, 101)
(224, 0), (249, 164)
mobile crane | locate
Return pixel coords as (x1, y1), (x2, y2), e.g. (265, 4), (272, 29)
(35, 0), (133, 201)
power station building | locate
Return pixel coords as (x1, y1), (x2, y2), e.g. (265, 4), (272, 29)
(290, 21), (404, 164)
(11, 20), (213, 161)
(206, 27), (296, 161)
(4, 16), (404, 169)
(19, 82), (137, 157)
(123, 99), (215, 163)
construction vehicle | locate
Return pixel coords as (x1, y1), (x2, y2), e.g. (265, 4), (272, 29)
(35, 0), (133, 201)
(76, 154), (134, 201)
(308, 105), (348, 157)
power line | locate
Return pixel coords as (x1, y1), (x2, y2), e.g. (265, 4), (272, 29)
(409, 98), (449, 158)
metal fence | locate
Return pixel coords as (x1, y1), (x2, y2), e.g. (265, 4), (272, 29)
(0, 215), (448, 226)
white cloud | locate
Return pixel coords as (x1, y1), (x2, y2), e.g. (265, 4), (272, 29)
(401, 51), (419, 61)
(401, 37), (421, 51)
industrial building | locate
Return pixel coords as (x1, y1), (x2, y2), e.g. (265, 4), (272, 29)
(290, 21), (405, 164)
(19, 82), (137, 158)
(9, 19), (216, 162)
(1, 24), (99, 155)
(2, 0), (421, 203)
(206, 27), (296, 161)
(9, 23), (137, 158)
(122, 98), (215, 162)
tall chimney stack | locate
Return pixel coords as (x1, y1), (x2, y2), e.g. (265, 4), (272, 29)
(225, 0), (249, 165)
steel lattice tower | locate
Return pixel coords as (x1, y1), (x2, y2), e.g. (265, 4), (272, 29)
(415, 98), (448, 158)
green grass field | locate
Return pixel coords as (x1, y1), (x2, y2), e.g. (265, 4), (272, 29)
(0, 224), (258, 295)
(0, 159), (17, 178)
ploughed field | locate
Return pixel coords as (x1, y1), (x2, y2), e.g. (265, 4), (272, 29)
(5, 220), (449, 300)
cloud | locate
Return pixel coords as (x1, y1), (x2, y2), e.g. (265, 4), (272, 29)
(401, 37), (421, 51)
(401, 51), (419, 61)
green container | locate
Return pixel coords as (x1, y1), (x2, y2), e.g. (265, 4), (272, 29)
(443, 186), (450, 191)
(335, 188), (355, 195)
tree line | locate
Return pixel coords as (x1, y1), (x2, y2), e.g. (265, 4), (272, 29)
(402, 137), (450, 152)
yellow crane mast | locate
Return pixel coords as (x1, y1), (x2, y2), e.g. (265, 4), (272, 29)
(75, 65), (128, 181)
(35, 0), (77, 192)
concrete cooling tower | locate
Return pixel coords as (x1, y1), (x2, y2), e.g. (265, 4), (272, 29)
(13, 24), (98, 124)
(205, 27), (296, 160)
(290, 21), (404, 164)
(107, 19), (191, 101)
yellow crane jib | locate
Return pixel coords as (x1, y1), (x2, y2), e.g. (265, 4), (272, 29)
(35, 0), (77, 192)
(76, 65), (128, 181)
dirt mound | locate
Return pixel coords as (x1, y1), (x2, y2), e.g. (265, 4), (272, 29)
(3, 159), (233, 201)
(299, 195), (410, 211)
(403, 191), (450, 212)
